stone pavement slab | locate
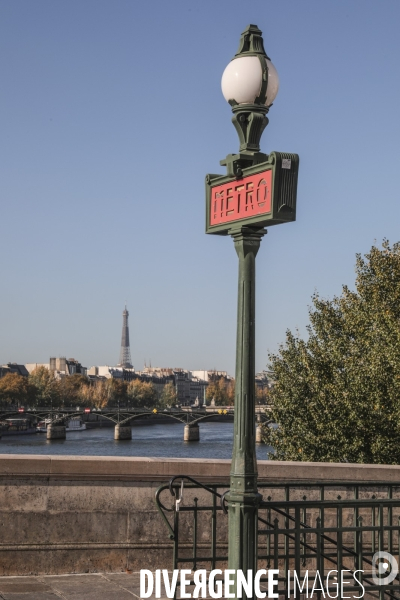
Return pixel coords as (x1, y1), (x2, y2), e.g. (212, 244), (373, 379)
(0, 572), (236, 600)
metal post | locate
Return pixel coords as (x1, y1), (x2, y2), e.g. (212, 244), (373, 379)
(226, 226), (265, 597)
(205, 24), (299, 597)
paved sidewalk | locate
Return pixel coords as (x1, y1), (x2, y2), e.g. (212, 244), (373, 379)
(0, 573), (149, 600)
(0, 572), (267, 599)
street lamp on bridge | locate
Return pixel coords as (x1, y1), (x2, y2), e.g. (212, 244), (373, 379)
(205, 24), (299, 597)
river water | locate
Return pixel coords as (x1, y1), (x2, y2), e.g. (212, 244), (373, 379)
(0, 422), (272, 460)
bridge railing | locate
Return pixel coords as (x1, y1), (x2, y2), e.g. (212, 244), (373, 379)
(155, 477), (400, 599)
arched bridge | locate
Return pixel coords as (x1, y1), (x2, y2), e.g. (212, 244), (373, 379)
(0, 406), (271, 442)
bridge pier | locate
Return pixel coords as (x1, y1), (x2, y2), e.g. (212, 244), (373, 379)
(46, 425), (66, 440)
(114, 424), (132, 440)
(256, 424), (264, 443)
(184, 423), (199, 441)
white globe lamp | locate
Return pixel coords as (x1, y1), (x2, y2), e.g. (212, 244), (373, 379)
(219, 24), (279, 174)
(221, 55), (279, 107)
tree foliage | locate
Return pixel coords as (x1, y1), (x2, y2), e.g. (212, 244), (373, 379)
(127, 380), (157, 408)
(106, 379), (128, 404)
(206, 377), (235, 406)
(158, 381), (177, 408)
(27, 369), (90, 407)
(0, 373), (35, 405)
(80, 380), (110, 408)
(59, 374), (90, 406)
(256, 386), (270, 405)
(0, 369), (162, 410)
(29, 367), (59, 405)
(264, 241), (400, 464)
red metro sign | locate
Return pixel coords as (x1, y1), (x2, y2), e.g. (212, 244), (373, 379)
(205, 153), (299, 235)
(210, 170), (272, 227)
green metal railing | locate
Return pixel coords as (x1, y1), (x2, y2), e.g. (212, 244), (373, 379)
(155, 476), (400, 599)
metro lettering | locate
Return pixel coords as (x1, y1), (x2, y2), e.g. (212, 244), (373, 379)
(210, 170), (272, 227)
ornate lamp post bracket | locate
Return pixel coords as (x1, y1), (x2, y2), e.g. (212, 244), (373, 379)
(220, 24), (279, 177)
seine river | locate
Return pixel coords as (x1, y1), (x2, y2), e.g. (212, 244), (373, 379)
(0, 422), (272, 460)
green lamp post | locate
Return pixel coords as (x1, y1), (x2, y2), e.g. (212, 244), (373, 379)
(205, 25), (299, 597)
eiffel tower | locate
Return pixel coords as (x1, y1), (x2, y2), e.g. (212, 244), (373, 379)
(118, 305), (133, 368)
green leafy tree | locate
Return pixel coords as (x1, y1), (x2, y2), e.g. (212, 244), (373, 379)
(29, 366), (59, 405)
(225, 379), (235, 407)
(206, 379), (224, 405)
(80, 380), (110, 409)
(107, 379), (128, 404)
(264, 240), (400, 464)
(127, 380), (157, 408)
(58, 374), (90, 406)
(0, 373), (35, 406)
(158, 382), (177, 408)
(256, 386), (270, 406)
(206, 377), (235, 406)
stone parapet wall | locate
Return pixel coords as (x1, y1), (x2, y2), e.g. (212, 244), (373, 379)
(0, 455), (399, 575)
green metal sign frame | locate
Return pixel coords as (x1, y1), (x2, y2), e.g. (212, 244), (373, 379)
(205, 151), (299, 235)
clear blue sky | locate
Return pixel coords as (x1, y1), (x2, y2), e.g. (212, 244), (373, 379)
(1, 0), (400, 375)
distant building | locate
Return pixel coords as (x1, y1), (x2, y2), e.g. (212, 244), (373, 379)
(173, 369), (192, 405)
(0, 363), (29, 378)
(49, 357), (87, 378)
(189, 375), (207, 406)
(25, 363), (50, 374)
(87, 365), (135, 381)
(191, 370), (231, 382)
(88, 364), (209, 406)
(130, 370), (175, 399)
(24, 359), (88, 379)
(141, 367), (173, 377)
(143, 367), (208, 406)
(255, 370), (274, 391)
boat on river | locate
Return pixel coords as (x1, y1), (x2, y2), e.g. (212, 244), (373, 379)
(66, 418), (86, 432)
(36, 419), (51, 432)
(0, 418), (37, 435)
(36, 418), (86, 432)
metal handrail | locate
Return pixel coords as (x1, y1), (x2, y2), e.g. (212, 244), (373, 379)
(155, 478), (400, 598)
